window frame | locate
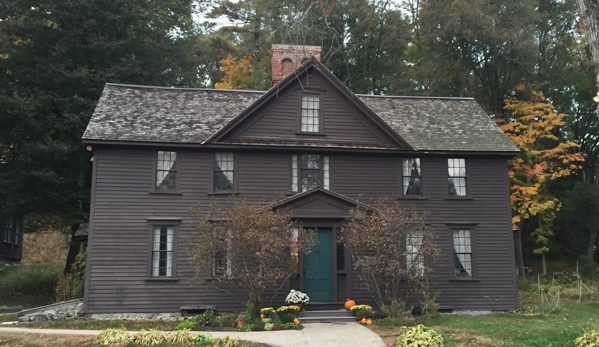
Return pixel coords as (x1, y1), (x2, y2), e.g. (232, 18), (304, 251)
(147, 222), (179, 281)
(405, 232), (425, 277)
(14, 220), (19, 246)
(402, 158), (423, 197)
(290, 154), (330, 193)
(152, 151), (180, 194)
(212, 152), (237, 194)
(297, 92), (324, 134)
(212, 236), (233, 278)
(447, 158), (468, 198)
(449, 227), (477, 280)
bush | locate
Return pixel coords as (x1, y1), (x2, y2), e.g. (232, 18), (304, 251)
(132, 329), (166, 345)
(372, 310), (388, 320)
(54, 274), (84, 302)
(394, 325), (444, 347)
(95, 329), (130, 345)
(575, 330), (599, 347)
(350, 304), (373, 316)
(211, 314), (238, 327)
(193, 333), (215, 346)
(167, 329), (195, 344)
(176, 318), (198, 331)
(579, 255), (597, 279)
(196, 310), (215, 326)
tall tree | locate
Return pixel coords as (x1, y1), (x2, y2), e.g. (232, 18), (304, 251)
(0, 0), (206, 230)
(499, 81), (585, 274)
(214, 55), (253, 89)
(575, 0), (599, 117)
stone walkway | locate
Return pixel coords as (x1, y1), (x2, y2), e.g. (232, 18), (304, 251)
(0, 322), (386, 347)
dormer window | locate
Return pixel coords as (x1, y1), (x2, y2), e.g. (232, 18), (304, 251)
(300, 94), (321, 133)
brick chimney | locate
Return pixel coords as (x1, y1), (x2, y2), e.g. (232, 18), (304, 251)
(271, 44), (322, 87)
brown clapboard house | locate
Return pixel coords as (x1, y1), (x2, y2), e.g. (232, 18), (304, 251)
(81, 44), (520, 315)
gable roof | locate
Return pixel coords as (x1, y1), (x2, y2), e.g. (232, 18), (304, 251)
(83, 64), (519, 153)
(205, 59), (412, 150)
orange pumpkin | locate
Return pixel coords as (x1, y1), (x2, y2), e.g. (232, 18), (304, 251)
(345, 299), (356, 311)
(366, 319), (372, 325)
(294, 318), (300, 325)
(361, 318), (367, 324)
(260, 314), (265, 319)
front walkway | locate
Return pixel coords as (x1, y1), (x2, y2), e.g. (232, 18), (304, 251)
(0, 322), (386, 347)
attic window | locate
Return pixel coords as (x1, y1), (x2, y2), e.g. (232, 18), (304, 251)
(300, 94), (320, 133)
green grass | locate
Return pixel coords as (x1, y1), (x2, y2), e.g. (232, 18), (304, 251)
(21, 319), (181, 331)
(0, 315), (18, 323)
(0, 265), (62, 308)
(373, 303), (599, 347)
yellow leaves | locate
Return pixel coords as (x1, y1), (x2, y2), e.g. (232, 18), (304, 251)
(215, 54), (252, 90)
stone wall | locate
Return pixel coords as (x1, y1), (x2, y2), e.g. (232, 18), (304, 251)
(18, 299), (83, 322)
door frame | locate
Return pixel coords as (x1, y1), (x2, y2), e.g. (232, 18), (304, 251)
(297, 219), (352, 303)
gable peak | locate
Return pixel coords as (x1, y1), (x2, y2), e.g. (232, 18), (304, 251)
(271, 44), (322, 87)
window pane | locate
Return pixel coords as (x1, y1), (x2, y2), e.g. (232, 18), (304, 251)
(156, 151), (177, 191)
(291, 155), (298, 192)
(214, 152), (234, 191)
(402, 158), (421, 195)
(301, 94), (320, 132)
(153, 226), (174, 277)
(453, 229), (472, 277)
(448, 158), (466, 196)
(323, 156), (330, 190)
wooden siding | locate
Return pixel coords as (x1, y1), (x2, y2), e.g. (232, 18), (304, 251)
(86, 147), (517, 314)
(223, 74), (398, 147)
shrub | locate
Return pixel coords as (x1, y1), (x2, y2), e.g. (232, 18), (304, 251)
(211, 314), (238, 327)
(579, 255), (598, 279)
(283, 322), (302, 330)
(372, 310), (388, 320)
(576, 330), (599, 347)
(132, 329), (166, 345)
(95, 329), (130, 345)
(543, 302), (562, 314)
(193, 333), (215, 346)
(196, 310), (215, 327)
(239, 323), (253, 332)
(356, 310), (373, 320)
(251, 323), (265, 331)
(394, 325), (444, 347)
(167, 329), (195, 344)
(176, 318), (198, 331)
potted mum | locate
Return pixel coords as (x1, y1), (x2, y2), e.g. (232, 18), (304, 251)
(260, 307), (275, 323)
(285, 289), (310, 311)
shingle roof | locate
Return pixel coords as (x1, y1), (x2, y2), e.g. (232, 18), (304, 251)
(83, 83), (519, 153)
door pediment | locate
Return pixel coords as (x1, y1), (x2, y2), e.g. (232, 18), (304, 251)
(271, 188), (367, 219)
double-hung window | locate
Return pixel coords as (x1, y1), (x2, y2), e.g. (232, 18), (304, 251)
(214, 152), (234, 191)
(14, 221), (19, 245)
(291, 154), (330, 192)
(156, 151), (178, 192)
(152, 226), (175, 277)
(213, 232), (232, 277)
(453, 229), (473, 277)
(402, 158), (422, 196)
(406, 232), (424, 276)
(448, 158), (466, 196)
(300, 94), (320, 133)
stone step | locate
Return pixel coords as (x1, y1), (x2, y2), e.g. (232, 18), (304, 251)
(298, 309), (356, 323)
(299, 309), (353, 318)
(298, 315), (357, 323)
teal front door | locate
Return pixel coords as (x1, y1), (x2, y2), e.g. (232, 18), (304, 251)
(303, 228), (333, 302)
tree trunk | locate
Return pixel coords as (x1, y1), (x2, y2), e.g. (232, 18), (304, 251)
(514, 221), (526, 277)
(541, 253), (547, 275)
(589, 215), (598, 261)
(575, 0), (599, 118)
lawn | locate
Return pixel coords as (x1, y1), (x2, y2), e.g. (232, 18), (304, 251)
(21, 319), (181, 331)
(0, 265), (62, 308)
(372, 302), (599, 347)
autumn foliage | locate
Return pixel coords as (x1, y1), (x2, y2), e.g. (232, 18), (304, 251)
(498, 81), (585, 270)
(214, 55), (252, 90)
